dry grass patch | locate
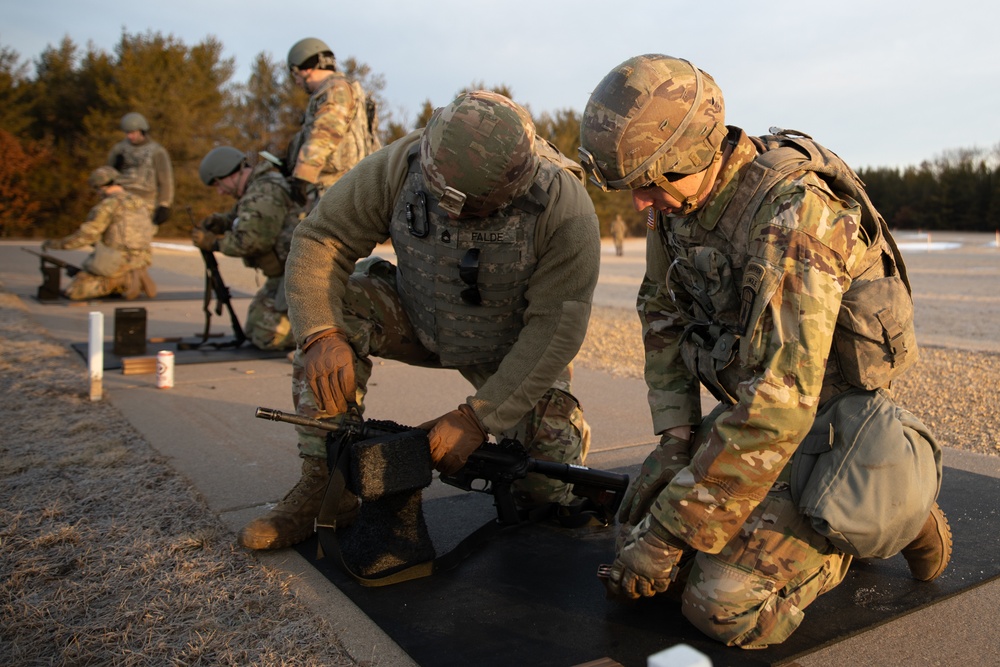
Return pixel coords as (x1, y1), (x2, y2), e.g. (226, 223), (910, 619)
(0, 290), (358, 666)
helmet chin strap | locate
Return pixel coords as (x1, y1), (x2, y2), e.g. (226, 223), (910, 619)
(653, 148), (722, 215)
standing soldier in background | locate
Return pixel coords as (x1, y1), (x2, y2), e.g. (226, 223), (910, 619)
(41, 166), (156, 300)
(285, 37), (380, 211)
(192, 148), (299, 351)
(107, 112), (174, 226)
(610, 213), (627, 256)
(238, 91), (600, 551)
(579, 54), (949, 649)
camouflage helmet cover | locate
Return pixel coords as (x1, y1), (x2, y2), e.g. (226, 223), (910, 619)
(199, 146), (246, 185)
(420, 90), (539, 217)
(579, 54), (726, 191)
(287, 37), (336, 71)
(89, 166), (120, 188)
(121, 112), (149, 133)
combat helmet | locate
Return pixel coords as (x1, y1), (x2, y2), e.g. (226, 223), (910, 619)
(287, 38), (336, 72)
(121, 112), (150, 133)
(199, 146), (246, 185)
(579, 54), (726, 193)
(89, 166), (120, 188)
(420, 90), (539, 217)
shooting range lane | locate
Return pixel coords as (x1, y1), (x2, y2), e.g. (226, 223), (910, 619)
(69, 340), (291, 370)
(295, 465), (1000, 667)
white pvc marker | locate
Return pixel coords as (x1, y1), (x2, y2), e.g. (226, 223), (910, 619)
(88, 311), (103, 401)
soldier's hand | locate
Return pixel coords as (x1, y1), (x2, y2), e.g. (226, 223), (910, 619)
(604, 516), (685, 601)
(302, 328), (356, 415)
(40, 239), (57, 251)
(619, 431), (692, 526)
(421, 404), (487, 475)
(190, 227), (219, 251)
(152, 206), (171, 225)
(289, 177), (315, 207)
(201, 213), (232, 235)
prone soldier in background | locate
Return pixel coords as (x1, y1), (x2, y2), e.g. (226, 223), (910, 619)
(41, 166), (156, 300)
(284, 37), (380, 211)
(193, 147), (300, 351)
(238, 91), (601, 551)
(107, 112), (174, 226)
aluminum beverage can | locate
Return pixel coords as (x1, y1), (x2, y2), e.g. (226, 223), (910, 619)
(156, 350), (175, 389)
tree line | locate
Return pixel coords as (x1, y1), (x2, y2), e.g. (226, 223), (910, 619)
(2, 31), (996, 240)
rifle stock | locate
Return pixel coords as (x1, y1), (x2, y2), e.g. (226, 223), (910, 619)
(21, 247), (82, 277)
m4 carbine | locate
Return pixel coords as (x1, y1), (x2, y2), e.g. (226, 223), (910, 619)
(254, 406), (629, 525)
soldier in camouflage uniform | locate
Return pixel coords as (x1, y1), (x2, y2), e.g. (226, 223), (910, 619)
(42, 166), (156, 300)
(107, 112), (174, 225)
(285, 38), (380, 210)
(610, 214), (627, 256)
(193, 147), (299, 350)
(238, 91), (601, 551)
(579, 55), (951, 648)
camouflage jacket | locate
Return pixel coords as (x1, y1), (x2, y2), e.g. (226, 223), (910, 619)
(285, 131), (601, 433)
(289, 73), (372, 191)
(641, 127), (868, 552)
(216, 162), (296, 277)
(107, 137), (174, 209)
(56, 190), (154, 268)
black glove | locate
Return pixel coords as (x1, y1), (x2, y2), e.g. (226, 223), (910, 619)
(201, 213), (233, 235)
(153, 206), (171, 225)
(289, 177), (314, 206)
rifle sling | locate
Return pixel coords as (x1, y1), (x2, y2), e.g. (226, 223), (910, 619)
(314, 438), (533, 587)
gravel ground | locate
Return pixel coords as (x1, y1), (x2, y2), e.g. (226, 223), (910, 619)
(577, 305), (1000, 457)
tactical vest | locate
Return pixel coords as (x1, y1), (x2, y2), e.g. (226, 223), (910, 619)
(288, 74), (381, 191)
(389, 142), (572, 367)
(103, 192), (154, 253)
(114, 140), (162, 205)
(659, 129), (917, 404)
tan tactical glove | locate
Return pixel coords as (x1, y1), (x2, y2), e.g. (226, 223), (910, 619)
(421, 403), (487, 475)
(618, 432), (692, 526)
(191, 227), (219, 251)
(605, 515), (685, 600)
(302, 328), (357, 415)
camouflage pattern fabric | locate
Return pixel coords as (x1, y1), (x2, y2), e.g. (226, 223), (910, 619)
(633, 128), (868, 645)
(214, 162), (296, 278)
(288, 73), (372, 194)
(107, 138), (174, 209)
(419, 91), (538, 216)
(610, 214), (627, 256)
(580, 55), (727, 189)
(290, 257), (589, 505)
(245, 276), (295, 350)
(63, 271), (135, 300)
(681, 485), (852, 649)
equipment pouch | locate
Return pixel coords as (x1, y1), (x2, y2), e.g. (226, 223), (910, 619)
(83, 242), (126, 277)
(789, 389), (942, 558)
(834, 274), (917, 389)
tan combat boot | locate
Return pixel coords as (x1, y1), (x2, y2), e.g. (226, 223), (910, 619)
(121, 271), (142, 300)
(901, 502), (953, 581)
(238, 456), (360, 550)
(137, 268), (157, 298)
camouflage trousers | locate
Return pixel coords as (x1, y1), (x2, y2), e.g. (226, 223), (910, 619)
(63, 261), (149, 301)
(290, 257), (590, 505)
(245, 276), (295, 351)
(679, 482), (852, 649)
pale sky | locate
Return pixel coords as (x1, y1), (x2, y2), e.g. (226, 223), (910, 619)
(3, 0), (999, 169)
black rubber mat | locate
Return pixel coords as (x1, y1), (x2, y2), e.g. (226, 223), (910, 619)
(70, 340), (290, 370)
(295, 467), (999, 667)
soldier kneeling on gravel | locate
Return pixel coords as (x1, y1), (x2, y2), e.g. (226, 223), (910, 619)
(239, 91), (601, 550)
(42, 166), (157, 300)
